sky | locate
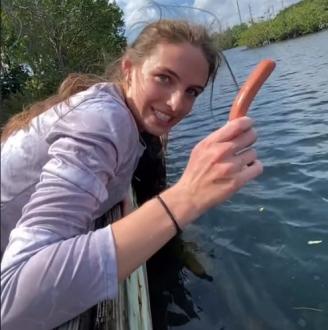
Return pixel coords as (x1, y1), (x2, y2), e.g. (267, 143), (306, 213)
(115, 0), (301, 32)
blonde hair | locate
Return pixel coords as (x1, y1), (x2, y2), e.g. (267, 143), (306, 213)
(2, 19), (220, 141)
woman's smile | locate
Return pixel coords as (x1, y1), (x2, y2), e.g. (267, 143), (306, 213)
(153, 108), (172, 123)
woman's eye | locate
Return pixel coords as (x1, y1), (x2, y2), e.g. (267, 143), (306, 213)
(186, 88), (199, 98)
(155, 74), (170, 84)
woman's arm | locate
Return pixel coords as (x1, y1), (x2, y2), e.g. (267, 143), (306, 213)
(112, 116), (262, 280)
(1, 116), (261, 330)
(1, 99), (130, 330)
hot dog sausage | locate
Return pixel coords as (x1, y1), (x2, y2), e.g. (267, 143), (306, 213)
(229, 59), (276, 121)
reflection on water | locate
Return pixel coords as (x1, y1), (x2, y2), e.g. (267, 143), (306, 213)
(151, 31), (328, 330)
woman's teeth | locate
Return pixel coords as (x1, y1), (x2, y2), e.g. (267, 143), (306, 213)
(154, 110), (171, 122)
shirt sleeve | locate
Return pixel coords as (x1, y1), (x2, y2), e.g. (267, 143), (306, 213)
(1, 100), (126, 330)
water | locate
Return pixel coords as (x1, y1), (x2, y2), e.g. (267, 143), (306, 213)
(157, 31), (328, 330)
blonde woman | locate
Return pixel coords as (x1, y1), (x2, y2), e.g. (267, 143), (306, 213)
(1, 20), (262, 329)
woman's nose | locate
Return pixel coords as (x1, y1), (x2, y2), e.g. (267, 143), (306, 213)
(166, 90), (185, 112)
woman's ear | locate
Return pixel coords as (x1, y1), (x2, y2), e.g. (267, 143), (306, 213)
(121, 56), (132, 83)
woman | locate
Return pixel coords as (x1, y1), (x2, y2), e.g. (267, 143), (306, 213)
(1, 20), (262, 329)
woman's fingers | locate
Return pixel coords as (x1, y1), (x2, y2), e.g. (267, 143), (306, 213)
(179, 115), (263, 216)
(233, 128), (257, 154)
(237, 160), (263, 187)
(205, 117), (254, 145)
(216, 128), (257, 159)
(211, 148), (258, 178)
(204, 128), (257, 164)
(237, 148), (258, 168)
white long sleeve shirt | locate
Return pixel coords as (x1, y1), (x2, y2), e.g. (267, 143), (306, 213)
(1, 83), (145, 330)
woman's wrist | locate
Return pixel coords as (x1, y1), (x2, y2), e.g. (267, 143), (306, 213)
(156, 195), (182, 235)
(159, 184), (201, 230)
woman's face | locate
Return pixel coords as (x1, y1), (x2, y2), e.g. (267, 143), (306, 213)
(123, 42), (210, 136)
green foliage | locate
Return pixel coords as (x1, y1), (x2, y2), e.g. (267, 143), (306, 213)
(238, 21), (275, 48)
(238, 0), (328, 48)
(0, 92), (35, 127)
(1, 64), (30, 99)
(213, 23), (248, 50)
(1, 0), (126, 117)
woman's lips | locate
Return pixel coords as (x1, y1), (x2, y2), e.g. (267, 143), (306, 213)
(154, 110), (171, 122)
(153, 108), (172, 124)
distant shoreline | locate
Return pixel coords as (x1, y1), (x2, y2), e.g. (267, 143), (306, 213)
(214, 0), (328, 49)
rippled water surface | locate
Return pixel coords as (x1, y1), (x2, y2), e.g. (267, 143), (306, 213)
(157, 31), (328, 330)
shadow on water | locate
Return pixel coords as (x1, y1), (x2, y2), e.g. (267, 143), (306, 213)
(147, 236), (213, 329)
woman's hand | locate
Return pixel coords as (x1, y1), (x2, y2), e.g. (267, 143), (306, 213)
(111, 117), (262, 280)
(173, 116), (263, 225)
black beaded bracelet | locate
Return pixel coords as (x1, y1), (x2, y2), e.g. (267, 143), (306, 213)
(156, 195), (182, 235)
